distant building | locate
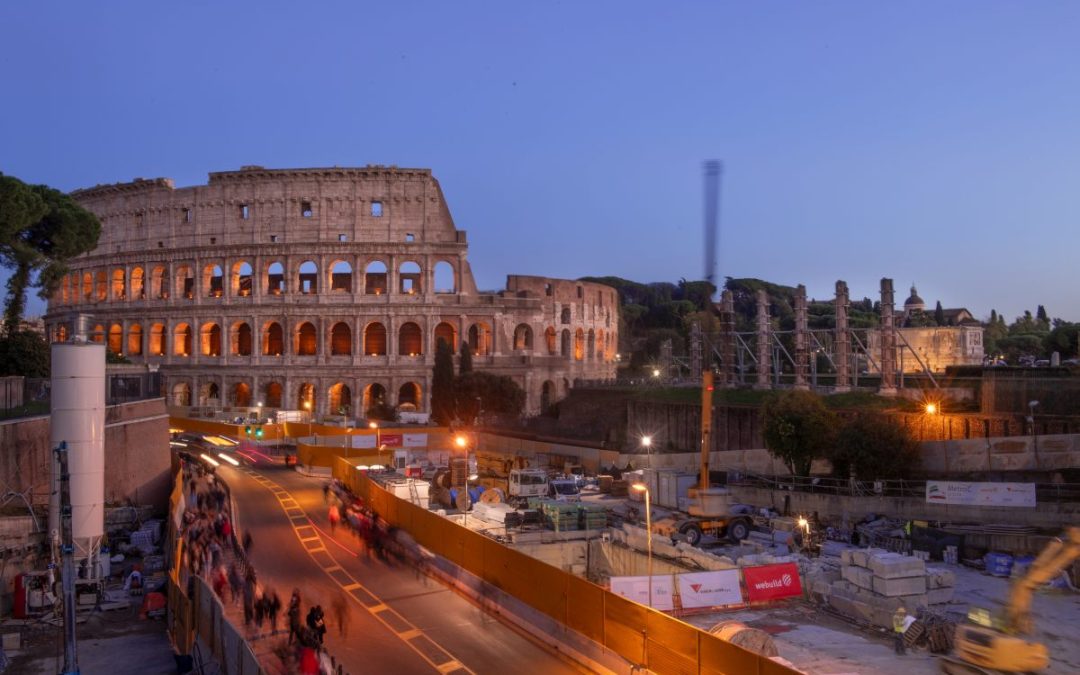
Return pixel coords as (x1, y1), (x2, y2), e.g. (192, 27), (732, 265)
(869, 285), (983, 373)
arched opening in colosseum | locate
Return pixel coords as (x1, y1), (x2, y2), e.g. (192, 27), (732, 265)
(330, 261), (353, 293)
(398, 262), (421, 295)
(596, 329), (605, 359)
(363, 383), (387, 414)
(587, 330), (595, 360)
(434, 322), (456, 350)
(131, 267), (145, 299)
(298, 261), (318, 295)
(232, 382), (252, 407)
(203, 264), (224, 298)
(95, 270), (107, 301)
(541, 380), (555, 413)
(107, 324), (123, 354)
(127, 324), (143, 356)
(175, 265), (194, 300)
(364, 261), (387, 295)
(263, 321), (284, 356)
(266, 262), (285, 295)
(329, 383), (352, 415)
(55, 324), (69, 342)
(295, 322), (317, 355)
(111, 269), (125, 300)
(433, 261), (455, 293)
(545, 327), (557, 355)
(61, 275), (70, 304)
(330, 322), (352, 355)
(364, 322), (387, 356)
(467, 322), (492, 356)
(265, 382), (283, 408)
(561, 329), (571, 357)
(513, 324), (533, 351)
(398, 382), (421, 411)
(150, 324), (166, 356)
(82, 272), (93, 301)
(231, 322), (252, 356)
(199, 382), (220, 407)
(297, 382), (315, 412)
(200, 323), (222, 357)
(574, 329), (585, 361)
(174, 323), (192, 356)
(398, 322), (422, 356)
(91, 324), (105, 343)
(151, 266), (167, 299)
(172, 382), (192, 407)
(560, 307), (571, 324)
(232, 261), (253, 297)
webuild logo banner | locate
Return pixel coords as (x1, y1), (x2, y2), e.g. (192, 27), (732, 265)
(742, 563), (802, 603)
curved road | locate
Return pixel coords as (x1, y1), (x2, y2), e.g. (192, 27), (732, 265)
(218, 458), (583, 675)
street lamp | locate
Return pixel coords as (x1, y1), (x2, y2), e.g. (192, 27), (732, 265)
(641, 436), (653, 469)
(454, 434), (477, 527)
(631, 483), (653, 610)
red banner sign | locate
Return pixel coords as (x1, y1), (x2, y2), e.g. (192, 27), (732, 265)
(742, 563), (802, 603)
(380, 433), (403, 448)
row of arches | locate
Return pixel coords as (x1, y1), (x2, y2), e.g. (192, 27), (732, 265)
(55, 259), (459, 305)
(171, 380), (421, 413)
(71, 320), (616, 361)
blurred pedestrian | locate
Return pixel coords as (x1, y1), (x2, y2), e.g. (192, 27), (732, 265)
(328, 504), (340, 533)
(330, 595), (349, 637)
(267, 589), (281, 634)
(288, 589), (302, 644)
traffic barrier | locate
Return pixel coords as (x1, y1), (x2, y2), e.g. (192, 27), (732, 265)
(333, 457), (801, 675)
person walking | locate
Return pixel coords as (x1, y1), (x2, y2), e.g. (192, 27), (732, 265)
(330, 594), (349, 638)
(306, 605), (326, 646)
(287, 589), (302, 645)
(328, 504), (340, 533)
(267, 589), (282, 634)
(893, 606), (908, 655)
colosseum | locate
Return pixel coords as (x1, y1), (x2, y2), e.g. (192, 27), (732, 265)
(44, 166), (618, 418)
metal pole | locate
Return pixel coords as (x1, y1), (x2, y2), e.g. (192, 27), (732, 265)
(644, 487), (653, 610)
(56, 441), (79, 675)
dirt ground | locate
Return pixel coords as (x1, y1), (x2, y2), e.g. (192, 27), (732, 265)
(682, 564), (1080, 675)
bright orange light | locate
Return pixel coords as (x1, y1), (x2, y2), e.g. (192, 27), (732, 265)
(369, 421), (378, 429)
(631, 483), (647, 493)
(454, 435), (467, 448)
(925, 403), (937, 415)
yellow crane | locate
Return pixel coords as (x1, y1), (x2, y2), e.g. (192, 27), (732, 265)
(941, 526), (1080, 674)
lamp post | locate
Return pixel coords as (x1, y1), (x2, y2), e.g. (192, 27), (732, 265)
(631, 483), (653, 609)
(641, 435), (653, 469)
(455, 434), (477, 527)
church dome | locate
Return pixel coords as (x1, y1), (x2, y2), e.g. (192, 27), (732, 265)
(904, 285), (925, 309)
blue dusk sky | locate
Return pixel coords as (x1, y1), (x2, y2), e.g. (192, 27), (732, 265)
(2, 2), (1078, 322)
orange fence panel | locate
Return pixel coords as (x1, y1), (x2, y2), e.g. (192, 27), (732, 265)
(566, 576), (605, 642)
(604, 591), (647, 666)
(646, 612), (699, 675)
(699, 631), (765, 675)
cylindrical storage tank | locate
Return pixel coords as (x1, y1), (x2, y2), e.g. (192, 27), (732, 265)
(50, 342), (106, 548)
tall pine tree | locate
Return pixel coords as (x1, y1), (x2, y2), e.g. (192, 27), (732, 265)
(431, 339), (455, 425)
(458, 340), (473, 374)
(934, 301), (945, 326)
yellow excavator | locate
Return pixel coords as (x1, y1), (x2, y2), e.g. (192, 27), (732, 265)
(940, 526), (1080, 674)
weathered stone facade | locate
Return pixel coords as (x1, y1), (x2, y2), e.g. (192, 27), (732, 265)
(45, 166), (617, 417)
(865, 325), (984, 374)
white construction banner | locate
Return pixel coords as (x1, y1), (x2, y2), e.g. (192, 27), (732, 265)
(926, 481), (1036, 507)
(677, 569), (744, 609)
(609, 575), (676, 611)
(351, 435), (376, 449)
(403, 433), (428, 448)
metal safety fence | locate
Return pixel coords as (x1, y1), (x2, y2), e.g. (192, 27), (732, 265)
(333, 457), (800, 675)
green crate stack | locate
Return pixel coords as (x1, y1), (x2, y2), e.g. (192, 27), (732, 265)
(540, 500), (580, 531)
(580, 504), (608, 530)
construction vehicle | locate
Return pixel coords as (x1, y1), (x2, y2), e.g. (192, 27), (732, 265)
(549, 477), (582, 502)
(472, 468), (551, 507)
(939, 526), (1080, 674)
(641, 371), (753, 546)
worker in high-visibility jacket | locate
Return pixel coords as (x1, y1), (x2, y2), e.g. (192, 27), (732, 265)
(893, 606), (908, 655)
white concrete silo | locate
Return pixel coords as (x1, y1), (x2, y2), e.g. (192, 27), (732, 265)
(49, 341), (106, 567)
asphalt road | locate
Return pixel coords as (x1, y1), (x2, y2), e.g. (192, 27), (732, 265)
(218, 457), (583, 675)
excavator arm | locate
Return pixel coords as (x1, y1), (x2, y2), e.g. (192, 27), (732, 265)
(1005, 526), (1080, 635)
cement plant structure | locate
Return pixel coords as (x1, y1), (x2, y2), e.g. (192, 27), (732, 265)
(44, 166), (618, 418)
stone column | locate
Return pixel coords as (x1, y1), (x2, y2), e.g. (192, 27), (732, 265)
(718, 290), (736, 388)
(834, 280), (852, 392)
(754, 289), (771, 390)
(879, 278), (898, 396)
(794, 284), (809, 390)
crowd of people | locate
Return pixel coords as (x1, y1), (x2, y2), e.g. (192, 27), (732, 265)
(177, 457), (333, 674)
(324, 478), (429, 570)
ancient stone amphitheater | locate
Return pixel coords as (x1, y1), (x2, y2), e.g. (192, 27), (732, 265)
(45, 166), (617, 418)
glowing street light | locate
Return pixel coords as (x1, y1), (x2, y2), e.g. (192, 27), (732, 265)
(631, 483), (653, 610)
(925, 402), (937, 415)
(652, 368), (661, 378)
(641, 435), (653, 468)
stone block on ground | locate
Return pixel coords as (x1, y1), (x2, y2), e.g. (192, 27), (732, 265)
(872, 575), (927, 597)
(868, 552), (926, 579)
(841, 564), (875, 590)
(840, 549), (854, 566)
(926, 567), (956, 589)
(851, 548), (888, 568)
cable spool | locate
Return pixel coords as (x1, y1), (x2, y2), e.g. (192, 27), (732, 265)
(480, 488), (505, 504)
(708, 621), (778, 657)
(455, 490), (472, 513)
